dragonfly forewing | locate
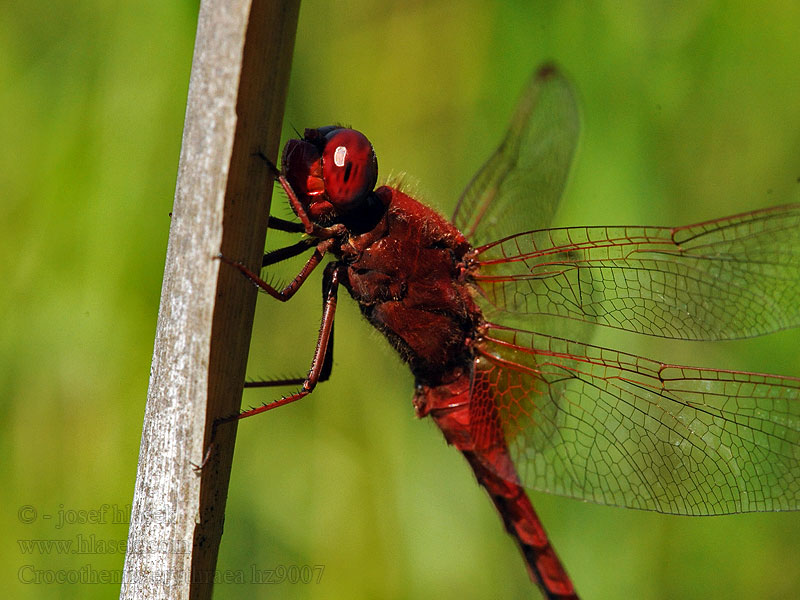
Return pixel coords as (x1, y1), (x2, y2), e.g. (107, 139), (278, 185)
(453, 64), (580, 247)
(470, 204), (800, 340)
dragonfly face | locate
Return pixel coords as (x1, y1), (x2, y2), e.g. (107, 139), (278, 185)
(281, 126), (378, 224)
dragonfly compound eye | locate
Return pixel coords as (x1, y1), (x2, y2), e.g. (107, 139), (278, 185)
(321, 128), (378, 210)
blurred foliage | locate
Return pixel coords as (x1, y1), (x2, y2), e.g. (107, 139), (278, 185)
(2, 1), (799, 599)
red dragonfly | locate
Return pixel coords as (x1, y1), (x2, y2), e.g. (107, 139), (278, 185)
(220, 64), (800, 599)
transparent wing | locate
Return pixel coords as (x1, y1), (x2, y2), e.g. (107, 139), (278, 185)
(471, 204), (800, 340)
(452, 64), (580, 247)
(470, 323), (800, 515)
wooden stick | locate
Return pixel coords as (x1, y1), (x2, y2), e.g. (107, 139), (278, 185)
(120, 1), (300, 598)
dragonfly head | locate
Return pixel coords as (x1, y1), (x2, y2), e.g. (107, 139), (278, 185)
(281, 126), (379, 225)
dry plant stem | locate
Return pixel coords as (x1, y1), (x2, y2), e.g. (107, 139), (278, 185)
(120, 1), (300, 599)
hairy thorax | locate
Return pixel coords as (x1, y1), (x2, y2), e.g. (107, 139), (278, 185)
(336, 186), (483, 385)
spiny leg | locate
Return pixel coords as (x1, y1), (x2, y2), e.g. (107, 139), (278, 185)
(223, 262), (342, 422)
(217, 237), (336, 302)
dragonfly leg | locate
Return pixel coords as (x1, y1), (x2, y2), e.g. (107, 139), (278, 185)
(217, 237), (336, 302)
(261, 238), (317, 268)
(244, 261), (336, 389)
(267, 215), (305, 233)
(197, 257), (341, 473)
(222, 262), (342, 424)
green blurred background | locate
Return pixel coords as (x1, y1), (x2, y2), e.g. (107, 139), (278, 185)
(3, 1), (799, 599)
